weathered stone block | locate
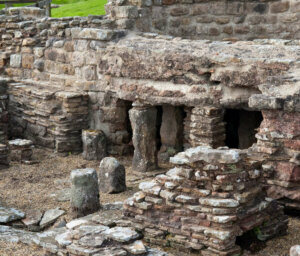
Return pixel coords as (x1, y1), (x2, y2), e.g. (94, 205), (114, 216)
(10, 54), (22, 68)
(71, 168), (100, 218)
(99, 157), (126, 194)
(129, 104), (158, 172)
(82, 130), (107, 161)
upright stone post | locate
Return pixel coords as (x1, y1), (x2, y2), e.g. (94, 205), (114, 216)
(129, 102), (157, 172)
(70, 168), (100, 218)
(82, 130), (107, 161)
(158, 105), (184, 162)
(99, 157), (126, 194)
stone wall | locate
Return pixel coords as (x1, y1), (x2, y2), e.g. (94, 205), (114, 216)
(0, 7), (299, 206)
(124, 146), (288, 255)
(106, 0), (300, 40)
(8, 81), (88, 154)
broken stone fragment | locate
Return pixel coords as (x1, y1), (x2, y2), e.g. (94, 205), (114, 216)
(124, 240), (147, 255)
(99, 157), (126, 194)
(39, 208), (65, 228)
(71, 168), (100, 218)
(0, 206), (25, 223)
(21, 209), (43, 228)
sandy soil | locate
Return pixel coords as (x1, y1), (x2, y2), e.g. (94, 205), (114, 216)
(0, 149), (299, 256)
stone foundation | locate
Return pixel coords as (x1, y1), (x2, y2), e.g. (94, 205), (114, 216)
(124, 146), (288, 255)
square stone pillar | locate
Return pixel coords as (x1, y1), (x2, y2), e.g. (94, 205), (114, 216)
(129, 102), (158, 172)
(158, 105), (184, 162)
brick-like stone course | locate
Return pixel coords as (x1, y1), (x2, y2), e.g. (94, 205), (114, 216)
(106, 0), (300, 40)
(124, 146), (288, 255)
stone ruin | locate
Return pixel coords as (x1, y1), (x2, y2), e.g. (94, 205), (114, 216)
(0, 0), (299, 255)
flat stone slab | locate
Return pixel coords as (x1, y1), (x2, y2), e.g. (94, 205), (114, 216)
(39, 208), (65, 228)
(9, 139), (33, 147)
(22, 209), (43, 227)
(0, 206), (25, 223)
(102, 227), (140, 243)
(0, 211), (168, 256)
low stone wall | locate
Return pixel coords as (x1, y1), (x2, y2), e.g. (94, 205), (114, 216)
(124, 146), (288, 255)
(8, 81), (88, 154)
(106, 0), (300, 40)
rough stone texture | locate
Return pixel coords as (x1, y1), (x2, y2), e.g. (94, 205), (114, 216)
(8, 83), (88, 154)
(82, 129), (107, 161)
(9, 139), (33, 162)
(250, 110), (300, 209)
(39, 208), (65, 228)
(0, 144), (9, 169)
(291, 245), (300, 256)
(0, 211), (168, 256)
(158, 105), (184, 162)
(0, 206), (25, 224)
(71, 168), (100, 218)
(106, 0), (300, 41)
(124, 146), (288, 255)
(129, 104), (158, 172)
(99, 157), (126, 194)
(0, 0), (298, 221)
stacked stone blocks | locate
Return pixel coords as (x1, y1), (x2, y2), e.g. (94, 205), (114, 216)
(124, 146), (288, 255)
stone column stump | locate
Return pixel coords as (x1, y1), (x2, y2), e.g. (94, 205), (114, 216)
(82, 130), (107, 161)
(0, 144), (9, 169)
(9, 139), (33, 162)
(129, 103), (158, 172)
(99, 157), (126, 194)
(70, 168), (100, 218)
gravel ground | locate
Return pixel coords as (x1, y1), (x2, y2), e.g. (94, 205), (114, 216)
(0, 149), (299, 256)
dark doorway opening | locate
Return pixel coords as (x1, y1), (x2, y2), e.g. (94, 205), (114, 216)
(236, 229), (266, 254)
(156, 106), (163, 152)
(119, 99), (134, 155)
(224, 109), (263, 149)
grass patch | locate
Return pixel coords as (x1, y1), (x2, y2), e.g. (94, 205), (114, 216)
(0, 0), (107, 17)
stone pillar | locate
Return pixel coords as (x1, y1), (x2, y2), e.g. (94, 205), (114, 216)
(70, 168), (100, 218)
(129, 103), (157, 172)
(158, 105), (184, 162)
(186, 106), (225, 149)
(99, 157), (126, 193)
(82, 130), (107, 161)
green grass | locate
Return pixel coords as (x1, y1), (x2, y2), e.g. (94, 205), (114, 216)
(0, 0), (107, 17)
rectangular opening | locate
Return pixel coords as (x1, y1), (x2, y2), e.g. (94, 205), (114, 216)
(224, 109), (263, 149)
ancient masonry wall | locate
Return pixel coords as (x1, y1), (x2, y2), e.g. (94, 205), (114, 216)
(0, 4), (299, 208)
(124, 146), (288, 255)
(106, 0), (300, 40)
